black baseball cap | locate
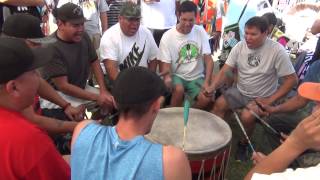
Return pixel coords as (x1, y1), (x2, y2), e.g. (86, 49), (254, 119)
(0, 37), (51, 83)
(112, 67), (167, 105)
(56, 3), (87, 24)
(2, 14), (56, 44)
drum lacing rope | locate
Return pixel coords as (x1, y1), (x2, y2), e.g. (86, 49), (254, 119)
(223, 145), (232, 180)
(218, 150), (227, 180)
(209, 156), (217, 180)
(197, 160), (206, 180)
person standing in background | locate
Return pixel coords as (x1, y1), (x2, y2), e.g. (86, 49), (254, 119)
(140, 0), (179, 46)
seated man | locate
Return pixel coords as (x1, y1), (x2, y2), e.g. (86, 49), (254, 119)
(2, 13), (84, 134)
(40, 3), (113, 119)
(0, 37), (70, 179)
(206, 16), (297, 161)
(245, 82), (320, 180)
(71, 67), (191, 180)
(259, 17), (320, 167)
(158, 1), (213, 108)
(54, 0), (109, 47)
(100, 1), (158, 84)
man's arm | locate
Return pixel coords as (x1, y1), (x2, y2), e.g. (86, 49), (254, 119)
(91, 60), (113, 107)
(203, 54), (214, 90)
(51, 76), (99, 101)
(99, 0), (109, 33)
(38, 78), (84, 121)
(262, 94), (309, 114)
(258, 73), (298, 105)
(159, 62), (172, 90)
(0, 0), (44, 6)
(104, 59), (119, 81)
(206, 63), (234, 95)
(91, 60), (108, 92)
(100, 12), (108, 33)
(163, 145), (192, 180)
(22, 106), (78, 134)
(148, 59), (158, 72)
(245, 110), (320, 180)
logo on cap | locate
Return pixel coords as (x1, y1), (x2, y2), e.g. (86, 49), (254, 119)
(73, 6), (83, 16)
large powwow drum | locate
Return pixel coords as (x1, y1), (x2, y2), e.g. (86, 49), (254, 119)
(145, 108), (232, 180)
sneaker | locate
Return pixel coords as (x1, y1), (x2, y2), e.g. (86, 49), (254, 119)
(235, 142), (252, 162)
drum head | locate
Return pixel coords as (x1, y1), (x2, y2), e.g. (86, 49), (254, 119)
(145, 108), (232, 160)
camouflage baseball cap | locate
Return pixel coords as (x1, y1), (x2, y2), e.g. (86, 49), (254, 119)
(119, 2), (141, 18)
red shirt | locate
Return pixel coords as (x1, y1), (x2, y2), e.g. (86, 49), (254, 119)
(0, 107), (70, 180)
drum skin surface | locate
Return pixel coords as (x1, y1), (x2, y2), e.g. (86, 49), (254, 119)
(145, 108), (232, 160)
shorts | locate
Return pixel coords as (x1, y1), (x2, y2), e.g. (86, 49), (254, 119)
(172, 75), (204, 100)
(223, 86), (254, 110)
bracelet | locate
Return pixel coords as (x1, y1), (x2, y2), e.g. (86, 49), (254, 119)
(62, 103), (71, 110)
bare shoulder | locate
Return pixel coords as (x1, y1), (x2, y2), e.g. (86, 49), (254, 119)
(71, 120), (94, 147)
(163, 145), (191, 180)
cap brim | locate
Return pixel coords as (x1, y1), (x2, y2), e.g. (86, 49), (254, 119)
(28, 46), (53, 71)
(68, 17), (88, 24)
(298, 82), (320, 101)
(122, 16), (141, 19)
(28, 36), (57, 44)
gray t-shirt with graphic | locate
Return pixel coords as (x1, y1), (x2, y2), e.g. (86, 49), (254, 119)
(226, 38), (295, 98)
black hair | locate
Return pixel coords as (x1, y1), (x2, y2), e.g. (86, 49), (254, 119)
(245, 16), (268, 33)
(116, 97), (159, 118)
(276, 18), (286, 32)
(178, 1), (197, 16)
(262, 12), (277, 26)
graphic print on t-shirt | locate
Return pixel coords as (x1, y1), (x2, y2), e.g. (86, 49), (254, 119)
(176, 41), (200, 65)
(119, 41), (146, 71)
(79, 0), (97, 19)
(247, 53), (261, 67)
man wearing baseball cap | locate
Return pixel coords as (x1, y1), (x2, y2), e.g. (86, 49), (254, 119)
(100, 1), (158, 85)
(71, 67), (191, 180)
(245, 82), (320, 180)
(40, 3), (113, 121)
(0, 37), (70, 179)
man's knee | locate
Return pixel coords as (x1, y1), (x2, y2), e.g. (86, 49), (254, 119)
(213, 96), (229, 112)
(241, 110), (255, 125)
(172, 84), (185, 95)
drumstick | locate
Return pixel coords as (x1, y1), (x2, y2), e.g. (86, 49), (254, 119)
(226, 92), (282, 137)
(243, 106), (281, 137)
(233, 111), (255, 153)
(182, 95), (191, 151)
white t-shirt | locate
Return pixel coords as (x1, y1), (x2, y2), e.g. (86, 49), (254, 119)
(56, 0), (109, 37)
(251, 163), (320, 180)
(100, 23), (158, 70)
(226, 38), (295, 98)
(158, 25), (211, 81)
(141, 0), (177, 29)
